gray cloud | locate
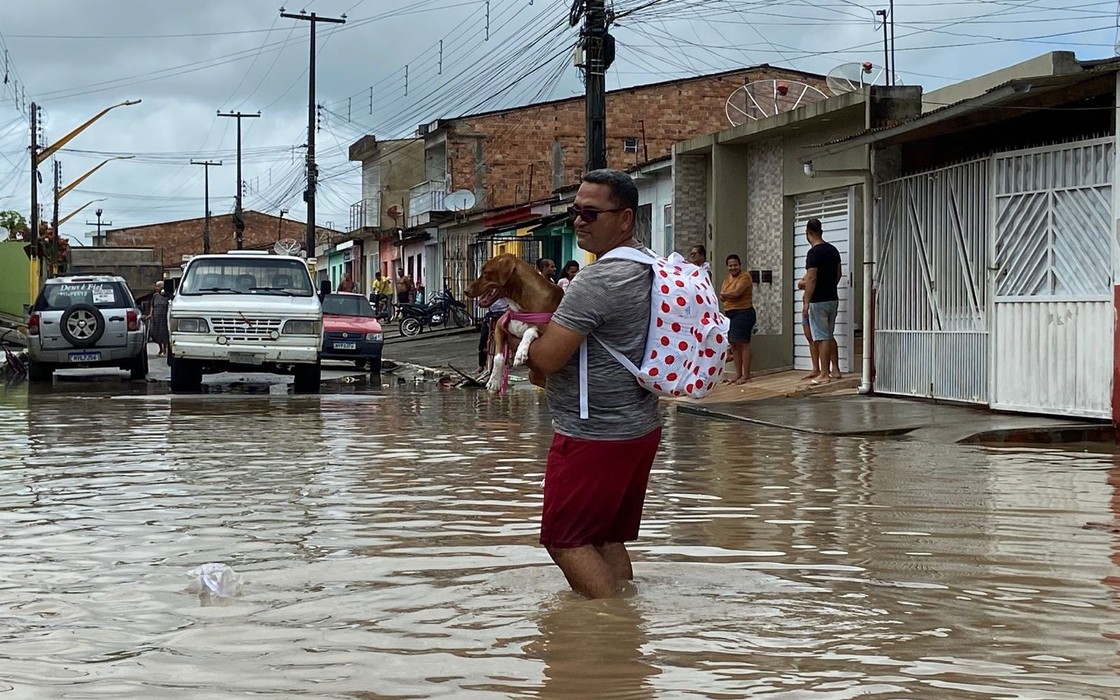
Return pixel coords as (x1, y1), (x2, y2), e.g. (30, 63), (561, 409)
(0, 0), (1110, 241)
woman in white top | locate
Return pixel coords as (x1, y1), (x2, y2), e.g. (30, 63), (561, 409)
(556, 260), (580, 293)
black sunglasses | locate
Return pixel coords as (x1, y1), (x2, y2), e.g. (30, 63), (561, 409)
(567, 205), (627, 223)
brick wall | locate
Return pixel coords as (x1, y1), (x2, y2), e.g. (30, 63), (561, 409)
(746, 138), (783, 334)
(104, 211), (335, 270)
(444, 66), (826, 209)
(673, 154), (708, 253)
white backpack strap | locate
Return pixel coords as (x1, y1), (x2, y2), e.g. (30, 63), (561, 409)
(594, 335), (640, 376)
(579, 339), (590, 420)
(599, 246), (656, 265)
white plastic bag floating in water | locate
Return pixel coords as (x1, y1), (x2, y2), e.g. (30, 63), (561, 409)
(187, 563), (243, 599)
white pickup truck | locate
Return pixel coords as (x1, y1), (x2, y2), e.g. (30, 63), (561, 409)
(167, 251), (323, 393)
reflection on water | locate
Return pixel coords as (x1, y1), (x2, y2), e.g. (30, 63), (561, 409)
(0, 380), (1119, 698)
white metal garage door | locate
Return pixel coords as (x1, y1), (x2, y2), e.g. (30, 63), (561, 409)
(793, 188), (854, 373)
(990, 138), (1114, 418)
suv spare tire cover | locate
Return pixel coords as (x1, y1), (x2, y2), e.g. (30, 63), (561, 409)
(60, 303), (106, 348)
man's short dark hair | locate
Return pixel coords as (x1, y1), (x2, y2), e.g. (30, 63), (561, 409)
(582, 169), (639, 213)
(806, 218), (823, 234)
(725, 253), (741, 265)
(691, 244), (707, 257)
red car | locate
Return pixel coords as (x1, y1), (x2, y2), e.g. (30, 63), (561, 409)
(320, 293), (384, 372)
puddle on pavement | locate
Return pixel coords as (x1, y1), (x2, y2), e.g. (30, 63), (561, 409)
(1, 380), (1119, 698)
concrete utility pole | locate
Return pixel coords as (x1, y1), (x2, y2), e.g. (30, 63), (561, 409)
(85, 208), (111, 245)
(217, 110), (260, 249)
(29, 102), (39, 299)
(52, 159), (61, 243)
(583, 0), (609, 172)
(281, 9), (346, 261)
(190, 159), (223, 254)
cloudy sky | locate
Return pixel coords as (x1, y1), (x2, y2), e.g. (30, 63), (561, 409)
(0, 0), (1112, 244)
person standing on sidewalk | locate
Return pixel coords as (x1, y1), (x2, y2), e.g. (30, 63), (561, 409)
(720, 254), (755, 384)
(536, 258), (557, 282)
(801, 218), (843, 385)
(396, 267), (414, 305)
(525, 169), (661, 599)
(689, 244), (711, 278)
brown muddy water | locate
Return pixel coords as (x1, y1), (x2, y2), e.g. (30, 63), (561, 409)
(1, 378), (1119, 699)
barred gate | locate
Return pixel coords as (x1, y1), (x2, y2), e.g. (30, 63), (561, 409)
(990, 138), (1114, 418)
(874, 157), (990, 403)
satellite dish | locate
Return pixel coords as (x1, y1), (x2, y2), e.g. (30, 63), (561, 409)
(274, 238), (302, 256)
(826, 61), (898, 96)
(387, 205), (401, 220)
(725, 79), (829, 126)
(444, 189), (477, 212)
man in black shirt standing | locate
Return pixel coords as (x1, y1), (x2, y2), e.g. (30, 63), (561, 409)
(801, 217), (843, 384)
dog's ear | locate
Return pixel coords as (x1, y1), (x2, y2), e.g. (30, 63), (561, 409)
(493, 254), (517, 287)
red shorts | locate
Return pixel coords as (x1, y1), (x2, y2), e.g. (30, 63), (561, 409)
(539, 428), (662, 549)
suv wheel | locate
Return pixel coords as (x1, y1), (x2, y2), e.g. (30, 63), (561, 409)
(27, 361), (53, 383)
(293, 361), (321, 394)
(169, 356), (203, 393)
(60, 303), (106, 348)
(128, 349), (149, 381)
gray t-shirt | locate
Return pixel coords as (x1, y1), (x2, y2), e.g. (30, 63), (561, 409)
(545, 247), (661, 440)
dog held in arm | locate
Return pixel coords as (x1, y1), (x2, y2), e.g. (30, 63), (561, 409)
(465, 253), (563, 393)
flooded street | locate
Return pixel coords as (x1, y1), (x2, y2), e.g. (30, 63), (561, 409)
(1, 379), (1119, 699)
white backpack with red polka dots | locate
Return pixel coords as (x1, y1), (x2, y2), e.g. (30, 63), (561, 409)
(580, 247), (730, 415)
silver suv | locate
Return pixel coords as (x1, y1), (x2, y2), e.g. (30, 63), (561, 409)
(26, 275), (149, 382)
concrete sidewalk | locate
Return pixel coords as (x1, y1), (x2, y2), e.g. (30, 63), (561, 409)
(678, 371), (1112, 444)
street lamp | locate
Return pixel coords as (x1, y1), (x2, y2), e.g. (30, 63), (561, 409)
(53, 155), (134, 237)
(57, 197), (107, 228)
(29, 98), (140, 297)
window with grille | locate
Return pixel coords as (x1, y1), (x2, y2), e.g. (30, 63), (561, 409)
(623, 137), (639, 154)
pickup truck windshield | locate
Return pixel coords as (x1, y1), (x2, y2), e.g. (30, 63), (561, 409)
(179, 258), (315, 297)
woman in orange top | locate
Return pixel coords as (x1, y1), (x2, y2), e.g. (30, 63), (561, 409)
(720, 254), (755, 384)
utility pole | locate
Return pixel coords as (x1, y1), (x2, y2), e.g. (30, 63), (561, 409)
(876, 9), (890, 87)
(29, 102), (39, 298)
(889, 0), (896, 85)
(190, 159), (222, 254)
(281, 9), (346, 262)
(52, 159), (61, 241)
(583, 0), (610, 172)
(85, 208), (111, 245)
(217, 110), (261, 249)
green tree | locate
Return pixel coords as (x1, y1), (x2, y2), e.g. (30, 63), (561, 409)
(0, 210), (27, 241)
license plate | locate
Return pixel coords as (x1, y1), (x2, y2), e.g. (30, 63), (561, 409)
(68, 351), (102, 363)
(333, 341), (357, 350)
(228, 352), (264, 365)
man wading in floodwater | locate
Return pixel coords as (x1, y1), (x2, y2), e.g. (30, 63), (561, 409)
(523, 169), (662, 599)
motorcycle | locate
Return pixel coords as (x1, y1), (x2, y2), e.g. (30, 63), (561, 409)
(426, 289), (473, 329)
(397, 302), (445, 337)
(396, 289), (476, 337)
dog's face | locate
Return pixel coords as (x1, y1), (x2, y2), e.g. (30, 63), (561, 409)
(466, 253), (522, 307)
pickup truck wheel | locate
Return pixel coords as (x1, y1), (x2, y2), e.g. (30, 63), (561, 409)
(169, 356), (203, 393)
(60, 303), (105, 348)
(293, 361), (321, 394)
(27, 361), (53, 383)
(128, 349), (149, 380)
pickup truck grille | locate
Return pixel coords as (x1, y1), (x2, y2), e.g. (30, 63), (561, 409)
(211, 317), (283, 341)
